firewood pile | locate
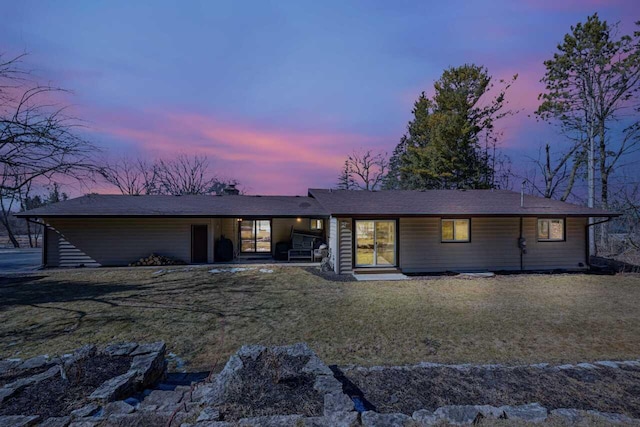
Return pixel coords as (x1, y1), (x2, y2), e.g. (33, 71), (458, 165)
(129, 253), (187, 267)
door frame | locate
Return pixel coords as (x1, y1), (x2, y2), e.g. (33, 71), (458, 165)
(238, 218), (273, 254)
(352, 219), (399, 268)
(191, 224), (209, 264)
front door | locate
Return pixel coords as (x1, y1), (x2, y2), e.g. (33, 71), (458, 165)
(240, 219), (272, 253)
(355, 220), (396, 267)
(191, 224), (208, 263)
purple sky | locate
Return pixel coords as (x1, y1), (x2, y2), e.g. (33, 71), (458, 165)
(2, 0), (639, 195)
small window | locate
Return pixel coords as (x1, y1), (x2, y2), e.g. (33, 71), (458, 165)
(441, 219), (470, 242)
(310, 219), (323, 230)
(538, 218), (564, 241)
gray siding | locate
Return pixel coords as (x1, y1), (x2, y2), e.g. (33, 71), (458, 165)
(398, 217), (587, 273)
(338, 218), (352, 273)
(47, 218), (215, 266)
(524, 217), (587, 270)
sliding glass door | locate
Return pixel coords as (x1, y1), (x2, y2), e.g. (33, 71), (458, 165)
(240, 219), (271, 253)
(355, 220), (396, 267)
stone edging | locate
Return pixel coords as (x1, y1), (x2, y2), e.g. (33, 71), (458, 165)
(0, 341), (166, 426)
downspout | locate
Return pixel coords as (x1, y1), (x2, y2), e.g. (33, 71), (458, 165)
(519, 217), (524, 271)
(585, 217), (613, 268)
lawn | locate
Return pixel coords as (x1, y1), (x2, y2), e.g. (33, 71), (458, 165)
(1, 266), (639, 372)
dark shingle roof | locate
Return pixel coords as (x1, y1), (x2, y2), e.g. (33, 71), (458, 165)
(307, 189), (617, 217)
(15, 189), (618, 218)
(15, 194), (328, 218)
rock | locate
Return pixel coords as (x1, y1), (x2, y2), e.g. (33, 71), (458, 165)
(67, 421), (101, 427)
(595, 361), (620, 369)
(433, 405), (504, 425)
(196, 408), (220, 422)
(70, 403), (101, 419)
(104, 343), (138, 357)
(0, 416), (40, 427)
(576, 363), (598, 369)
(499, 403), (547, 423)
(102, 411), (187, 427)
(129, 351), (166, 387)
(103, 401), (136, 416)
(550, 408), (583, 423)
(139, 389), (184, 411)
(89, 371), (137, 403)
(271, 342), (312, 358)
(18, 355), (49, 371)
(130, 341), (166, 356)
(238, 415), (303, 426)
(237, 345), (266, 360)
(361, 411), (413, 427)
(5, 366), (59, 391)
(0, 387), (16, 404)
(586, 410), (639, 424)
(313, 376), (343, 394)
(193, 422), (232, 427)
(300, 417), (330, 427)
(0, 359), (21, 374)
(39, 417), (72, 427)
(412, 409), (438, 425)
(205, 355), (243, 404)
(327, 411), (360, 427)
(323, 392), (354, 416)
(303, 356), (333, 376)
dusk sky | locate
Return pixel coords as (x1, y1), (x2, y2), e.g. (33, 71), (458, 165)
(2, 0), (639, 195)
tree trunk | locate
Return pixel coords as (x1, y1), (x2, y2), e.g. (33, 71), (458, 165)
(598, 123), (609, 252)
(587, 103), (596, 257)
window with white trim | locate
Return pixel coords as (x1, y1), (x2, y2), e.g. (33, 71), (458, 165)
(310, 219), (323, 230)
(537, 218), (564, 241)
(441, 219), (470, 242)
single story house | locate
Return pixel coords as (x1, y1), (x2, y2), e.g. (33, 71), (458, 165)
(15, 188), (616, 274)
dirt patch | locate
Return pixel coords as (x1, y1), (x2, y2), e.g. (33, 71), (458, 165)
(217, 350), (324, 421)
(0, 354), (132, 418)
(343, 364), (640, 418)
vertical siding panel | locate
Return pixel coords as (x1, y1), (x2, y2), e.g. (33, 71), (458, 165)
(329, 217), (338, 273)
(338, 218), (352, 273)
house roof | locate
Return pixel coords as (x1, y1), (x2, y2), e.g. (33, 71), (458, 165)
(307, 189), (617, 217)
(15, 189), (618, 219)
(14, 194), (329, 218)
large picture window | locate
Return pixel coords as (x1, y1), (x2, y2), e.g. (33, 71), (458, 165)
(538, 218), (564, 241)
(441, 219), (470, 242)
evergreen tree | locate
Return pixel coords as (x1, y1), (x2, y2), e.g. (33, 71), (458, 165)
(386, 65), (516, 190)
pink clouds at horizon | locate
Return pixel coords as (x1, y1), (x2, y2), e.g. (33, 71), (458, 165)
(87, 108), (393, 195)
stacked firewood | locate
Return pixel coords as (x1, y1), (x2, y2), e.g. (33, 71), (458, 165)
(129, 253), (187, 267)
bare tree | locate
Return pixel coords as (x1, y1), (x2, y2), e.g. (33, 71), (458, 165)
(525, 143), (584, 200)
(337, 150), (388, 191)
(100, 157), (157, 195)
(0, 52), (96, 246)
(155, 154), (232, 195)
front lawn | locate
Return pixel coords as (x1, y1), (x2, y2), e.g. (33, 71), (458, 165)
(1, 267), (639, 371)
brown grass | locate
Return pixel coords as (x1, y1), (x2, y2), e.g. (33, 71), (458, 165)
(0, 267), (639, 371)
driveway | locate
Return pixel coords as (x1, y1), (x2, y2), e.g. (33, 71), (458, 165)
(0, 248), (42, 273)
